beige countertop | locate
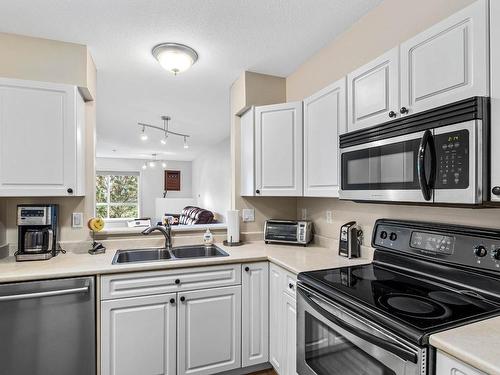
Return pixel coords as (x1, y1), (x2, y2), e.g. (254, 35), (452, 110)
(430, 316), (500, 375)
(0, 238), (373, 283)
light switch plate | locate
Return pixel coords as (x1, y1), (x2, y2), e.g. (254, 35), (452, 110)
(242, 208), (255, 222)
(72, 212), (84, 228)
(326, 211), (333, 224)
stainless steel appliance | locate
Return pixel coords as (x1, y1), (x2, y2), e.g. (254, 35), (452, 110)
(339, 97), (489, 205)
(297, 219), (500, 375)
(16, 204), (58, 261)
(264, 219), (313, 245)
(338, 221), (362, 258)
(0, 276), (96, 375)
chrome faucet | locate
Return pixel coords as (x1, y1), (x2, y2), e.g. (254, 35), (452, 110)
(142, 223), (172, 250)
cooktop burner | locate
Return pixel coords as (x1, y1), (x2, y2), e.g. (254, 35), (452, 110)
(378, 293), (451, 320)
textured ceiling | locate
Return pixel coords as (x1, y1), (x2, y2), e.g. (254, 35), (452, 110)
(0, 0), (381, 160)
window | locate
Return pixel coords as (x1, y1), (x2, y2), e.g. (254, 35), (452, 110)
(96, 172), (140, 219)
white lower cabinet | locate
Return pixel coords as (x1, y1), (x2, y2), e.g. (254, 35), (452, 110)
(241, 262), (269, 367)
(436, 350), (486, 375)
(178, 286), (241, 375)
(101, 293), (177, 375)
(101, 263), (269, 375)
(269, 263), (297, 375)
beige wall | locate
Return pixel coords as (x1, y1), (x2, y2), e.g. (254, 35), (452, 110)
(285, 0), (500, 245)
(0, 33), (97, 247)
(230, 71), (297, 235)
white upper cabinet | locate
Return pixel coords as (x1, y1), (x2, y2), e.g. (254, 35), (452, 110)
(347, 47), (399, 132)
(0, 78), (85, 196)
(240, 107), (255, 197)
(491, 0), (500, 201)
(241, 262), (269, 367)
(177, 286), (241, 375)
(303, 78), (346, 197)
(255, 102), (303, 196)
(400, 0), (489, 116)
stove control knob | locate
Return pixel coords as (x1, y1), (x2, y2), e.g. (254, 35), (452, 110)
(389, 232), (397, 241)
(494, 249), (500, 260)
(380, 231), (388, 239)
(474, 245), (487, 257)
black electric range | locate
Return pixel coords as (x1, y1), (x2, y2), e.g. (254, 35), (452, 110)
(297, 219), (500, 375)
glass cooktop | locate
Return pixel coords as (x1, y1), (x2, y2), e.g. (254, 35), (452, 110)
(300, 263), (500, 332)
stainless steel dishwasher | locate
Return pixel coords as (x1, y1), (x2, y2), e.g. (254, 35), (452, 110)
(0, 276), (96, 375)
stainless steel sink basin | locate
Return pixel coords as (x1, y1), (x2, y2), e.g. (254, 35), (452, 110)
(112, 244), (229, 264)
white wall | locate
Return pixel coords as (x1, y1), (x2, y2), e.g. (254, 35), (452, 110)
(96, 157), (192, 219)
(192, 137), (231, 222)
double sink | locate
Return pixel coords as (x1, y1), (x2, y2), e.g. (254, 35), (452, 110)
(112, 244), (229, 264)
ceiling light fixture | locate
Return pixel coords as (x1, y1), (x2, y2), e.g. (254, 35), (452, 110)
(152, 43), (198, 75)
(140, 125), (148, 141)
(149, 153), (157, 168)
(138, 116), (190, 150)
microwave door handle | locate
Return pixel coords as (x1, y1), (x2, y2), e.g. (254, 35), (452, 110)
(417, 130), (436, 201)
(303, 290), (418, 363)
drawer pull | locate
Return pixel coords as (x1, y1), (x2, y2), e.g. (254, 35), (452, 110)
(244, 266), (250, 272)
(175, 279), (181, 284)
(289, 283), (294, 290)
(170, 298), (175, 304)
(180, 296), (186, 302)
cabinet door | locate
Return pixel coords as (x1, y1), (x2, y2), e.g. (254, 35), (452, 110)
(240, 107), (255, 196)
(269, 264), (284, 373)
(241, 262), (269, 367)
(0, 78), (80, 196)
(255, 102), (303, 196)
(282, 292), (297, 375)
(490, 0), (500, 202)
(436, 351), (486, 375)
(303, 78), (346, 197)
(400, 0), (488, 116)
(101, 293), (177, 375)
(347, 47), (399, 132)
(178, 286), (241, 375)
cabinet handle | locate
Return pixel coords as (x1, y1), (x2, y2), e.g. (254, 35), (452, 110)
(493, 186), (500, 196)
(289, 283), (294, 290)
(400, 107), (409, 114)
(244, 266), (250, 272)
(67, 188), (74, 194)
(255, 189), (260, 194)
(175, 279), (181, 284)
(170, 298), (175, 304)
(388, 111), (397, 118)
(180, 296), (186, 302)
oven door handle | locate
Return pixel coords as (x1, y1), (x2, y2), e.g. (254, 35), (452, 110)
(417, 129), (436, 201)
(302, 290), (418, 364)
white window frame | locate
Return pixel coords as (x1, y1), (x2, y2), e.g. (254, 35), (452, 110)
(96, 171), (141, 220)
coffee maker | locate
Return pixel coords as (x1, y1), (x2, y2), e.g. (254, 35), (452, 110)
(16, 204), (59, 261)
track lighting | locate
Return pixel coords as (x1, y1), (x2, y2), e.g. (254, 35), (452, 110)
(142, 162), (147, 170)
(140, 126), (148, 141)
(183, 136), (189, 149)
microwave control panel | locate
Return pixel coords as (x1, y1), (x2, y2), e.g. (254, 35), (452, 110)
(434, 129), (469, 189)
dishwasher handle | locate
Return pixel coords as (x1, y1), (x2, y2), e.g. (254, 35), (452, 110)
(0, 283), (90, 302)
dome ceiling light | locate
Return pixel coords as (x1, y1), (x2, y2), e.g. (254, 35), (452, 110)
(152, 43), (198, 75)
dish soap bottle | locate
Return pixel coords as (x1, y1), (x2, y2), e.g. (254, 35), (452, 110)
(203, 228), (214, 245)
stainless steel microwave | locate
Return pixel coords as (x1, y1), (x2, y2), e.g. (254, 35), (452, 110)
(339, 97), (489, 205)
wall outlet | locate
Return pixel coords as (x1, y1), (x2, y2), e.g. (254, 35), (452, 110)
(301, 208), (307, 220)
(326, 211), (333, 224)
(72, 212), (84, 228)
(242, 208), (255, 222)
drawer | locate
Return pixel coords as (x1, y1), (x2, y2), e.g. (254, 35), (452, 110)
(283, 270), (297, 299)
(101, 264), (241, 300)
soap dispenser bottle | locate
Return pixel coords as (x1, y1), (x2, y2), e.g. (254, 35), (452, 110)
(203, 228), (214, 245)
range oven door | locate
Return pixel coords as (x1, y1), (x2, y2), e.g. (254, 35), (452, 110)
(297, 286), (426, 375)
(339, 120), (481, 204)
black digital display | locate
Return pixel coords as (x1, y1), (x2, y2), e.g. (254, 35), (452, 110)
(410, 231), (455, 254)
